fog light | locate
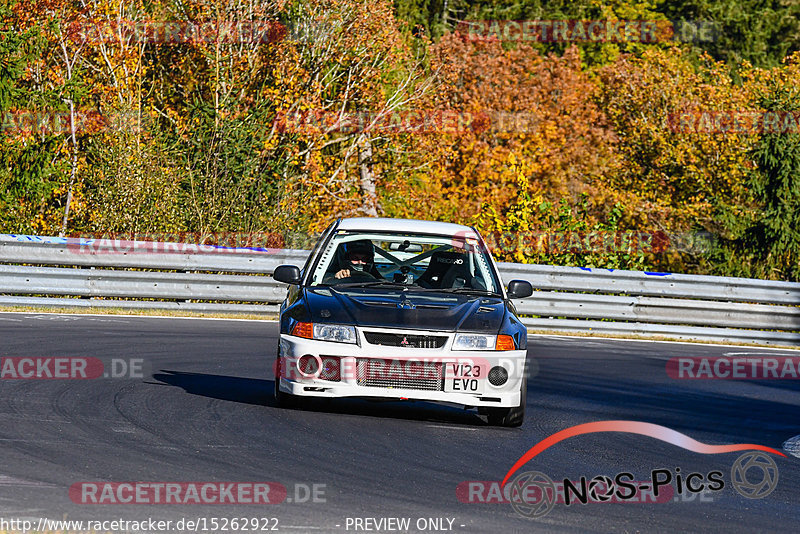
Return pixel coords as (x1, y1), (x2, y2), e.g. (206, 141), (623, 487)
(297, 354), (321, 377)
(488, 366), (509, 386)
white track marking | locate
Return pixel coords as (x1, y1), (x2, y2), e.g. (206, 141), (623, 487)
(0, 475), (56, 488)
(783, 435), (800, 459)
(723, 352), (800, 357)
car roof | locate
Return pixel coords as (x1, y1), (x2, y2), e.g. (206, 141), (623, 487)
(336, 217), (477, 237)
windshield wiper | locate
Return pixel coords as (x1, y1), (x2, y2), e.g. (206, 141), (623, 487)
(333, 281), (410, 289)
(438, 287), (501, 297)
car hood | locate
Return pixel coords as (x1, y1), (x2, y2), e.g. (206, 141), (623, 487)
(302, 287), (506, 332)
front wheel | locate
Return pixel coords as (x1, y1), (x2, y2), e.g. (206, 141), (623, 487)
(486, 379), (526, 427)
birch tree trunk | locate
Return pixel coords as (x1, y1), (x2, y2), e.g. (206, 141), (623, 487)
(60, 99), (78, 235)
(358, 135), (379, 216)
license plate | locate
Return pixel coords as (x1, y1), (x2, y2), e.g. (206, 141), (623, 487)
(444, 362), (484, 394)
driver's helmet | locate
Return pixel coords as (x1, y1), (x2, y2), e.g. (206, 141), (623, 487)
(337, 239), (375, 273)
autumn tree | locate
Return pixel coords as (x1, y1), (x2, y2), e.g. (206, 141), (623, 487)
(597, 46), (752, 234)
(406, 36), (618, 227)
(0, 0), (94, 234)
(716, 53), (800, 280)
(271, 0), (435, 232)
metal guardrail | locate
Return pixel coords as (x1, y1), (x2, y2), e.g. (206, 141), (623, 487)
(1, 234), (798, 345)
(0, 234), (300, 273)
(0, 264), (287, 302)
(514, 291), (800, 330)
(498, 263), (800, 305)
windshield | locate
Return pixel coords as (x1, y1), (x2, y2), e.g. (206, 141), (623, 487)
(307, 230), (502, 295)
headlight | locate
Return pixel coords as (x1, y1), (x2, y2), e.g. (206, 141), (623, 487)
(291, 322), (357, 344)
(453, 333), (496, 350)
(313, 324), (357, 343)
(452, 333), (516, 351)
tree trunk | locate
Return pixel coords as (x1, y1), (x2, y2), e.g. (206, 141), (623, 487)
(358, 135), (379, 216)
(59, 98), (78, 237)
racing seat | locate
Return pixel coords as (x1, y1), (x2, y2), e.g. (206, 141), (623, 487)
(417, 251), (473, 289)
(441, 257), (473, 288)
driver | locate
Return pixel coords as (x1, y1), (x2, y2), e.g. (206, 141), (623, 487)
(333, 239), (379, 279)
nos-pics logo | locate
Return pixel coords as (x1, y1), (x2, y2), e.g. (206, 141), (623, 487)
(502, 421), (783, 519)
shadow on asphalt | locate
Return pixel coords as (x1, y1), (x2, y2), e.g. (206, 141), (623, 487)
(152, 369), (494, 427)
(151, 370), (273, 406)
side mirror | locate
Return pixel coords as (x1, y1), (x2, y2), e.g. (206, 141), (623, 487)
(507, 280), (533, 299)
(273, 265), (302, 285)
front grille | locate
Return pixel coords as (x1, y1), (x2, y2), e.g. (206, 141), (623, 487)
(363, 332), (447, 349)
(356, 358), (444, 391)
(319, 356), (341, 381)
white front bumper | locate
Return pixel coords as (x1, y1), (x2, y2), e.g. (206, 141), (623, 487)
(276, 330), (527, 408)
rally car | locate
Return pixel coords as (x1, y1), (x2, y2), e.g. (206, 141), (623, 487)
(272, 218), (533, 426)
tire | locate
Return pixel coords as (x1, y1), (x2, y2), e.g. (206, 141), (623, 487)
(487, 379), (526, 427)
(274, 355), (297, 408)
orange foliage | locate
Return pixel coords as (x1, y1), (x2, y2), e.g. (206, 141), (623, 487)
(396, 36), (618, 227)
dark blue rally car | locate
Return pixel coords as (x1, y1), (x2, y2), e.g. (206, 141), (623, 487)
(272, 217), (533, 426)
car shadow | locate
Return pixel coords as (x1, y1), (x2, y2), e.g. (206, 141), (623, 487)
(151, 370), (275, 407)
(152, 370), (492, 427)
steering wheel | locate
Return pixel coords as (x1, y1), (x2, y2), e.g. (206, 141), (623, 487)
(348, 270), (375, 279)
(335, 270), (376, 283)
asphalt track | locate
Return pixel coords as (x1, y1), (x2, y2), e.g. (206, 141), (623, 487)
(0, 312), (798, 533)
